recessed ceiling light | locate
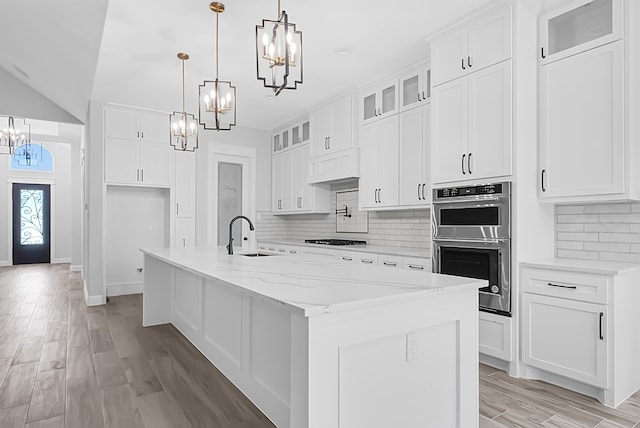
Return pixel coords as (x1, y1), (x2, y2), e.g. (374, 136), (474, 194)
(334, 48), (352, 56)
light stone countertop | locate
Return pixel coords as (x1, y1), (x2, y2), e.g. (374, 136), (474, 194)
(141, 246), (482, 317)
(520, 258), (640, 276)
(259, 239), (430, 258)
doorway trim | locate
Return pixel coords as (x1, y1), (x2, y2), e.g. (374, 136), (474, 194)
(208, 144), (256, 250)
(6, 177), (58, 266)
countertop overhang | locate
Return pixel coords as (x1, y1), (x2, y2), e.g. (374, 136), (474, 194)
(141, 246), (485, 317)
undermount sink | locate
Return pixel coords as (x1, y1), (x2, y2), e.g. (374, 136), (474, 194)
(238, 252), (277, 257)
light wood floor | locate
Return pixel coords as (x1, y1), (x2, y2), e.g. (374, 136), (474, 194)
(1, 264), (640, 427)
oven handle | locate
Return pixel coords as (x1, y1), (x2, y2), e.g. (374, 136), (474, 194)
(432, 238), (510, 244)
(433, 195), (507, 204)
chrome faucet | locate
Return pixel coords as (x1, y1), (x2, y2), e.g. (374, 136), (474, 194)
(227, 215), (255, 255)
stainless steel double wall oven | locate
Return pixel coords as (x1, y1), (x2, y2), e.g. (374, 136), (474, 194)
(432, 182), (512, 316)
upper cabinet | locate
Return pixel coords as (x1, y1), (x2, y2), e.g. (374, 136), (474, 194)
(310, 95), (354, 157)
(431, 5), (512, 86)
(432, 58), (512, 185)
(539, 0), (623, 65)
(273, 117), (311, 154)
(359, 115), (399, 209)
(399, 104), (431, 207)
(360, 79), (398, 125)
(272, 127), (290, 153)
(291, 119), (311, 148)
(104, 107), (172, 187)
(399, 64), (431, 113)
(537, 0), (639, 202)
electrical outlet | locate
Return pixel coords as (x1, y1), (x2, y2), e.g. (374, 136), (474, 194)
(406, 333), (417, 361)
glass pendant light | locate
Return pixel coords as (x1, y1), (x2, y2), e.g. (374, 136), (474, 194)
(169, 53), (198, 151)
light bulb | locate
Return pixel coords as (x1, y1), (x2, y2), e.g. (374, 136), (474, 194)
(262, 33), (269, 47)
(172, 123), (178, 131)
(189, 122), (196, 131)
(290, 42), (297, 55)
(286, 31), (292, 44)
(269, 43), (275, 56)
(204, 95), (210, 106)
(211, 89), (216, 99)
(226, 92), (231, 102)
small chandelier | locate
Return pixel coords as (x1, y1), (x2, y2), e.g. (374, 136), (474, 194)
(13, 140), (43, 166)
(199, 2), (236, 131)
(256, 0), (303, 95)
(0, 116), (31, 155)
(169, 53), (198, 151)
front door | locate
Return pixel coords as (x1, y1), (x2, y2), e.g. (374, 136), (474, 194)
(12, 183), (51, 264)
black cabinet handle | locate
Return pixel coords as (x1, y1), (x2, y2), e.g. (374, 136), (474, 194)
(383, 262), (397, 267)
(421, 183), (426, 201)
(408, 264), (424, 270)
(327, 136), (330, 150)
(462, 154), (466, 175)
(468, 153), (472, 174)
(461, 58), (466, 70)
(141, 169), (144, 182)
(176, 203), (179, 215)
(378, 188), (382, 203)
(541, 169), (546, 192)
(468, 56), (472, 68)
(541, 47), (546, 59)
(547, 282), (577, 289)
(417, 92), (422, 102)
(599, 312), (604, 340)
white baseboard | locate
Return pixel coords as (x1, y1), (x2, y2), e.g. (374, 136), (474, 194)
(84, 280), (106, 306)
(0, 261), (10, 267)
(107, 282), (143, 297)
(52, 258), (71, 264)
(69, 265), (82, 272)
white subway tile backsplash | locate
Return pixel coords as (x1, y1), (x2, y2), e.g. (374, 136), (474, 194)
(555, 202), (640, 264)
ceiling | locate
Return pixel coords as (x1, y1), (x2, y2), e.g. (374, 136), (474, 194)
(1, 0), (563, 132)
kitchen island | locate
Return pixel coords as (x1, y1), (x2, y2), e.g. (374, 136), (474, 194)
(141, 246), (485, 428)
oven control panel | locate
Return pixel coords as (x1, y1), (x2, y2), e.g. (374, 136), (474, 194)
(436, 183), (506, 199)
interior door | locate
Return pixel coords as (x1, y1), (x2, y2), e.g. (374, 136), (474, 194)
(12, 183), (51, 264)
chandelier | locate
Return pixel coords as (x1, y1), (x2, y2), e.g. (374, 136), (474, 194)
(0, 116), (31, 155)
(13, 140), (43, 166)
(199, 2), (236, 131)
(169, 53), (198, 151)
(256, 0), (303, 95)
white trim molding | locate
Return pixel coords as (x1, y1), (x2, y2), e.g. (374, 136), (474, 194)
(84, 279), (106, 306)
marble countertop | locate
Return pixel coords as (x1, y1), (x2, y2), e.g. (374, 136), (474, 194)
(259, 239), (430, 258)
(520, 258), (640, 275)
(141, 246), (482, 317)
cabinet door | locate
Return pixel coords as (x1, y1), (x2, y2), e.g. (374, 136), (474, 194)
(281, 150), (293, 211)
(399, 66), (431, 112)
(379, 81), (398, 119)
(540, 0), (622, 64)
(467, 60), (512, 181)
(291, 145), (313, 211)
(310, 105), (331, 157)
(175, 218), (195, 248)
(399, 105), (429, 206)
(140, 111), (169, 143)
(431, 27), (467, 87)
(273, 134), (281, 153)
(272, 154), (284, 212)
(377, 115), (399, 207)
(522, 293), (607, 388)
(539, 41), (623, 198)
(359, 122), (380, 208)
(140, 140), (172, 186)
(104, 138), (139, 184)
(328, 96), (353, 152)
(361, 90), (378, 124)
(175, 151), (196, 218)
(105, 108), (139, 140)
(467, 5), (512, 73)
(431, 78), (468, 184)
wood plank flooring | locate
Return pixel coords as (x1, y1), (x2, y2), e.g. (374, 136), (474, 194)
(1, 264), (640, 427)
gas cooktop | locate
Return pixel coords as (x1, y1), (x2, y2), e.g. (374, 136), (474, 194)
(304, 239), (367, 246)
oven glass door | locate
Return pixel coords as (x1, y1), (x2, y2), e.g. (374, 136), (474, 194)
(433, 240), (511, 315)
(432, 201), (510, 240)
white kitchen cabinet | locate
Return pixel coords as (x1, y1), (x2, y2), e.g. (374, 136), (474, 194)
(359, 115), (399, 209)
(272, 127), (290, 153)
(431, 4), (512, 86)
(378, 254), (402, 269)
(399, 104), (431, 207)
(356, 253), (378, 266)
(310, 95), (354, 157)
(520, 261), (640, 408)
(432, 60), (512, 185)
(399, 64), (431, 112)
(360, 79), (398, 125)
(175, 151), (196, 219)
(522, 293), (608, 388)
(402, 256), (430, 272)
(538, 41), (624, 200)
(272, 146), (330, 215)
(539, 0), (623, 65)
(291, 118), (311, 148)
(175, 218), (195, 248)
(104, 107), (172, 186)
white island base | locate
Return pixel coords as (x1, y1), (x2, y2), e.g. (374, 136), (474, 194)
(142, 248), (483, 428)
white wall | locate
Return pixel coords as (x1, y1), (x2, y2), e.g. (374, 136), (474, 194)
(106, 186), (169, 295)
(0, 141), (72, 265)
(195, 126), (271, 247)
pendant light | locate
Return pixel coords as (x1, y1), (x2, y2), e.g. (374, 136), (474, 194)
(199, 2), (236, 131)
(0, 116), (30, 155)
(169, 53), (198, 151)
(256, 0), (303, 95)
(13, 140), (43, 166)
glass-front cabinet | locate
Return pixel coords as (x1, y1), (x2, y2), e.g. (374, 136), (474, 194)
(291, 119), (310, 147)
(399, 64), (431, 112)
(539, 0), (623, 64)
(361, 78), (398, 125)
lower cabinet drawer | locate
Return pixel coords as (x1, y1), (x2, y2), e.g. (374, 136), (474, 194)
(378, 255), (402, 268)
(521, 266), (610, 304)
(402, 257), (430, 272)
(478, 311), (512, 361)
